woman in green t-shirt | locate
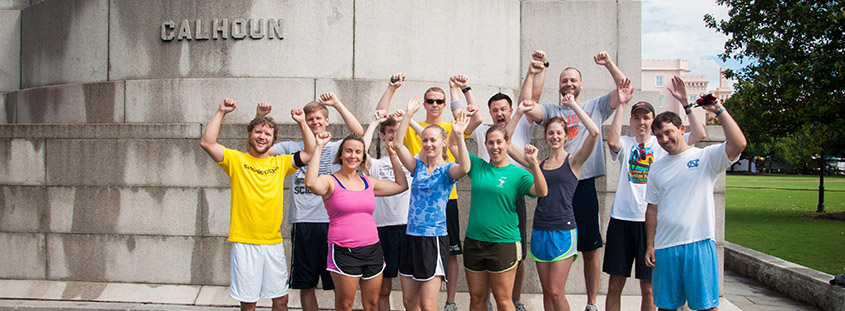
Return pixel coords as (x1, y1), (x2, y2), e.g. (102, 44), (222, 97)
(463, 125), (548, 311)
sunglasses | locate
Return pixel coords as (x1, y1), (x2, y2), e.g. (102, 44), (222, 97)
(425, 99), (446, 105)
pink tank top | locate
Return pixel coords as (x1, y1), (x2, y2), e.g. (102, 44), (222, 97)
(323, 175), (379, 248)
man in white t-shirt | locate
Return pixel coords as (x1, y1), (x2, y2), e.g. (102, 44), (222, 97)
(604, 76), (706, 311)
(644, 95), (746, 311)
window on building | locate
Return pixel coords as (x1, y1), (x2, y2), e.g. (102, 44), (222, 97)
(690, 95), (697, 104)
(659, 95), (664, 108)
(656, 75), (664, 87)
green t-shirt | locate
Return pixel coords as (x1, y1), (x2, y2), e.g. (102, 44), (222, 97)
(465, 153), (535, 243)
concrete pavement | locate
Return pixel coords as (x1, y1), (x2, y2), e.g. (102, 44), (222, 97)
(0, 269), (813, 311)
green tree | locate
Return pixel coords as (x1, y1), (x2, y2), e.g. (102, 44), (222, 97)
(705, 0), (845, 165)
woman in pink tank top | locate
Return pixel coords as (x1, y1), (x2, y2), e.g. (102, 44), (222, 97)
(305, 131), (408, 311)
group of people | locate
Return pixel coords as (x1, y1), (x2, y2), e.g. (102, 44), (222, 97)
(200, 50), (746, 311)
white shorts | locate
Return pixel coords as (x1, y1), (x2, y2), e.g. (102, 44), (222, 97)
(229, 242), (290, 303)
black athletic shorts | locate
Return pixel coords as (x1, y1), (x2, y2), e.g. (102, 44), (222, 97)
(327, 242), (385, 280)
(399, 235), (449, 281)
(289, 223), (335, 290)
(463, 237), (521, 273)
(603, 218), (651, 279)
(573, 177), (603, 252)
(446, 199), (462, 255)
(377, 225), (406, 278)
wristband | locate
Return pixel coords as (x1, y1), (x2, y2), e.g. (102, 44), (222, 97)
(544, 61), (550, 68)
(462, 87), (472, 93)
(684, 104), (693, 115)
(715, 107), (726, 117)
(450, 100), (466, 111)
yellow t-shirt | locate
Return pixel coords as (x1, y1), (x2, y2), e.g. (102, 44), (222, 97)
(218, 147), (297, 244)
(403, 121), (468, 200)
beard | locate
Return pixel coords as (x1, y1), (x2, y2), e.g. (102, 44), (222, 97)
(249, 139), (272, 155)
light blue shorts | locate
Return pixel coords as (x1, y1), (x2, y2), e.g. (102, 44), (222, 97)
(652, 239), (719, 310)
(529, 228), (578, 262)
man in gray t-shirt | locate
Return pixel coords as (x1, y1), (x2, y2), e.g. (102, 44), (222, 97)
(524, 51), (628, 311)
(256, 93), (364, 311)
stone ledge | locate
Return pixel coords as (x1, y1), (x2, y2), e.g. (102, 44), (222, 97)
(725, 241), (845, 311)
(0, 124), (201, 139)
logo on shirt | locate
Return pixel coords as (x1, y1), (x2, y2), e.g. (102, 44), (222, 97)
(497, 177), (507, 188)
(687, 159), (700, 168)
(627, 143), (654, 184)
(243, 164), (278, 175)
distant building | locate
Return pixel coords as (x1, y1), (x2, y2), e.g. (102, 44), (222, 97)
(642, 60), (734, 125)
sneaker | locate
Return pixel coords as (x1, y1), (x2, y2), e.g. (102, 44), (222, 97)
(486, 298), (494, 311)
(585, 303), (599, 311)
(514, 299), (527, 311)
(444, 301), (458, 311)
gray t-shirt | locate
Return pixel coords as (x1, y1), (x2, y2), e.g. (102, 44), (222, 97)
(540, 92), (613, 179)
(273, 140), (341, 223)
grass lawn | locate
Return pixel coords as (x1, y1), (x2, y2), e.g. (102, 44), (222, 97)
(726, 174), (845, 275)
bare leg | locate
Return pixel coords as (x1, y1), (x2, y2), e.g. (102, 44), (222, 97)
(300, 288), (318, 311)
(360, 273), (384, 311)
(639, 278), (655, 311)
(489, 267), (518, 311)
(536, 258), (574, 311)
(401, 276), (422, 311)
(379, 277), (393, 311)
(466, 270), (491, 311)
(271, 295), (289, 311)
(512, 262), (525, 303)
(606, 275), (627, 311)
(447, 255), (459, 303)
(582, 250), (601, 305)
(240, 302), (256, 311)
(331, 272), (361, 311)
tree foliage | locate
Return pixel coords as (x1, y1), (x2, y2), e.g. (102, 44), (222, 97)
(705, 0), (845, 165)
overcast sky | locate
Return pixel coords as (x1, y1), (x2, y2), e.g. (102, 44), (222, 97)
(641, 0), (744, 90)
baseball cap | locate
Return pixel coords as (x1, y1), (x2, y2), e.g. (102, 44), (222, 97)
(631, 101), (655, 115)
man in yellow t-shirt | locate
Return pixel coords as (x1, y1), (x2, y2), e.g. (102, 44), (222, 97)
(400, 75), (482, 310)
(200, 98), (315, 311)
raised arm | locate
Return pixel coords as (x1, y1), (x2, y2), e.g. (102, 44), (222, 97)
(451, 75), (483, 134)
(304, 132), (335, 198)
(395, 98), (422, 174)
(319, 92), (365, 136)
(291, 108), (315, 166)
(448, 113), (472, 180)
(645, 203), (658, 267)
(517, 50), (548, 104)
(524, 144), (548, 197)
(375, 72), (405, 112)
(701, 99), (746, 160)
(363, 110), (388, 151)
(608, 78), (635, 153)
(200, 99), (236, 163)
(668, 75), (707, 144)
(255, 101), (271, 118)
(565, 94), (600, 174)
(507, 99), (535, 139)
(371, 141), (410, 196)
(594, 51), (628, 109)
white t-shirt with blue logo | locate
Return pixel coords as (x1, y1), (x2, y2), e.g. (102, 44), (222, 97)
(645, 142), (737, 250)
(406, 159), (457, 237)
